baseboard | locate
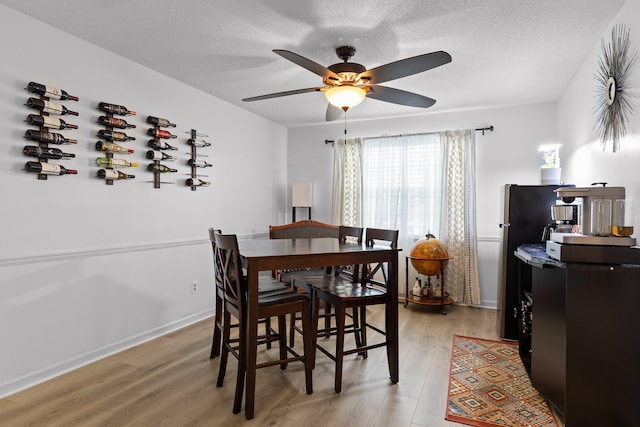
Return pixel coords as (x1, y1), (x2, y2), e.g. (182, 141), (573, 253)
(0, 309), (214, 399)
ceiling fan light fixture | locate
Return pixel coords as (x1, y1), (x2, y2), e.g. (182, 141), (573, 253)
(325, 86), (366, 110)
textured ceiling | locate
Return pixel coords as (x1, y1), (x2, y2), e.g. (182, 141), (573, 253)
(0, 0), (626, 127)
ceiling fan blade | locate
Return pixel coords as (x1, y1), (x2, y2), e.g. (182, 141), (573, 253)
(242, 87), (323, 102)
(359, 51), (452, 84)
(326, 104), (343, 121)
(273, 49), (341, 81)
(366, 85), (436, 108)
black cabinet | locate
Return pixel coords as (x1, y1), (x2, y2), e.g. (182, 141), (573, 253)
(522, 253), (640, 427)
(531, 266), (566, 416)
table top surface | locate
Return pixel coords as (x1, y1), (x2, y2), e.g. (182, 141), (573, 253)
(238, 237), (399, 258)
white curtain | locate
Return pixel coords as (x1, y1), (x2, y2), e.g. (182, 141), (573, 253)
(332, 130), (481, 305)
(332, 138), (363, 226)
(439, 129), (480, 305)
(360, 133), (442, 253)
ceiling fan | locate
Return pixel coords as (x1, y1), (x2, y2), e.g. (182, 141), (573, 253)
(242, 46), (452, 121)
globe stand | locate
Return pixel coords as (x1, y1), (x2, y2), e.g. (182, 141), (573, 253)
(404, 256), (453, 314)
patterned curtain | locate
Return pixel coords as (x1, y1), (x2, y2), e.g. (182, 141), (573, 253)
(439, 129), (481, 305)
(332, 138), (362, 226)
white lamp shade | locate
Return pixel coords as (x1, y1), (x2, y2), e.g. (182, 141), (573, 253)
(292, 182), (312, 207)
(325, 86), (366, 110)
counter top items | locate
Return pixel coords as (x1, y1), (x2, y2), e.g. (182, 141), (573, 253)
(547, 184), (637, 263)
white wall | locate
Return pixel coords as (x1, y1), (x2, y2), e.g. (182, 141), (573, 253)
(558, 1), (640, 217)
(0, 5), (287, 397)
(287, 102), (558, 308)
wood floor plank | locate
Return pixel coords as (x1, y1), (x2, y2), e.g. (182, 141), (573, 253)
(0, 304), (499, 426)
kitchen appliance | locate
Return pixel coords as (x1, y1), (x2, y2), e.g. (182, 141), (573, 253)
(546, 183), (639, 263)
(498, 184), (568, 341)
(542, 203), (579, 240)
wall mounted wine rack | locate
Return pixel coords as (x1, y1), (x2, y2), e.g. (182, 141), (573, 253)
(96, 102), (137, 185)
(146, 116), (178, 189)
(187, 129), (212, 191)
(23, 81), (79, 180)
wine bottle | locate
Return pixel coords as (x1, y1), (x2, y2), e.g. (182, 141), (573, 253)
(146, 116), (176, 128)
(186, 178), (210, 186)
(97, 130), (135, 141)
(96, 157), (138, 168)
(147, 163), (177, 173)
(98, 102), (136, 116)
(96, 141), (134, 154)
(146, 150), (176, 161)
(187, 159), (212, 168)
(97, 169), (135, 180)
(147, 139), (177, 151)
(98, 116), (136, 129)
(27, 114), (78, 130)
(27, 97), (79, 116)
(23, 145), (75, 159)
(147, 128), (177, 139)
(27, 81), (78, 101)
(187, 138), (211, 147)
(25, 129), (78, 145)
(25, 161), (77, 175)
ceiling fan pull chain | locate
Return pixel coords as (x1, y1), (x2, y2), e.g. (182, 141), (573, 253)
(344, 109), (348, 135)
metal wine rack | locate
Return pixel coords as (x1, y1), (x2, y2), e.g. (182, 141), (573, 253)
(187, 129), (211, 191)
(23, 82), (79, 180)
(95, 103), (137, 185)
(146, 117), (178, 189)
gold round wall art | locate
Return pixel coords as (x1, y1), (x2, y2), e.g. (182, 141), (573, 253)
(594, 23), (637, 152)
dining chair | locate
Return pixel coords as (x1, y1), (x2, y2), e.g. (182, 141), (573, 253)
(269, 220), (340, 346)
(269, 220), (339, 284)
(293, 227), (398, 393)
(288, 225), (364, 347)
(214, 232), (313, 415)
(209, 228), (290, 359)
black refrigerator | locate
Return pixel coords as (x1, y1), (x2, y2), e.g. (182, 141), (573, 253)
(497, 184), (566, 341)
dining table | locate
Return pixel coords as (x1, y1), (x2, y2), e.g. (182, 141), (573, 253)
(238, 237), (400, 419)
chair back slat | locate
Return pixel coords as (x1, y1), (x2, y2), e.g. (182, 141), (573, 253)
(338, 225), (363, 244)
(214, 233), (246, 316)
(335, 226), (364, 280)
(362, 227), (399, 289)
(209, 228), (224, 290)
(270, 220), (339, 239)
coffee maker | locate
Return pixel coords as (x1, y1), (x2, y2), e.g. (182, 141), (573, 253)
(541, 204), (578, 241)
(545, 183), (639, 263)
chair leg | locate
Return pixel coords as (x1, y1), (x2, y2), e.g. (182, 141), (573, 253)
(301, 299), (313, 394)
(217, 311), (231, 387)
(289, 312), (297, 347)
(233, 316), (247, 415)
(334, 304), (346, 393)
(324, 302), (332, 337)
(278, 315), (288, 370)
(311, 291), (320, 369)
(264, 317), (272, 349)
(210, 291), (223, 359)
(289, 284), (298, 347)
(352, 307), (364, 356)
(359, 306), (368, 359)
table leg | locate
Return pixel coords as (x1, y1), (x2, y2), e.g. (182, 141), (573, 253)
(245, 262), (259, 419)
(387, 252), (399, 384)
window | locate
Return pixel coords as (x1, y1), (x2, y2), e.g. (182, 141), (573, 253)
(332, 129), (481, 305)
(362, 133), (442, 249)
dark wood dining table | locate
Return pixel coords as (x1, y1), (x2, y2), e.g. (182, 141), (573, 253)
(238, 237), (400, 419)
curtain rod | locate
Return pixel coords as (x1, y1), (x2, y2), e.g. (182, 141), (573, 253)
(324, 125), (494, 145)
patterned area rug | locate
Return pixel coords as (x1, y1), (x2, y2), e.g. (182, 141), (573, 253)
(446, 335), (558, 427)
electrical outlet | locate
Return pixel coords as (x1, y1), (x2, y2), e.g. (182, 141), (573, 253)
(191, 281), (198, 294)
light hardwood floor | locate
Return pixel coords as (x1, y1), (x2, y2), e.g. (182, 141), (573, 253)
(0, 304), (500, 427)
